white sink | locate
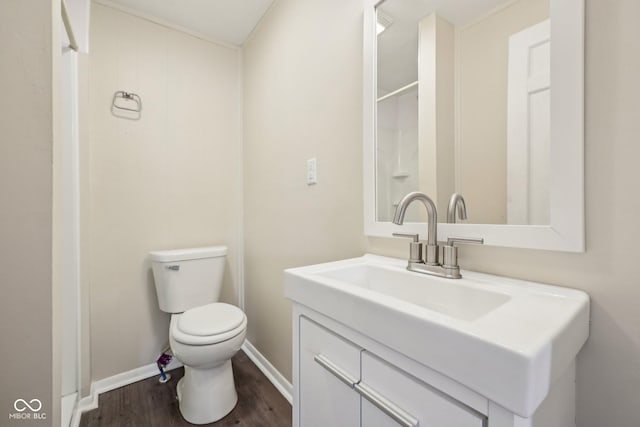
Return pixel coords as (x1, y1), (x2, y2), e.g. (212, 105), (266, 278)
(318, 262), (511, 321)
(284, 254), (589, 418)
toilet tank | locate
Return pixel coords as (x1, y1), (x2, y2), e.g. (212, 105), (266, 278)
(149, 246), (227, 313)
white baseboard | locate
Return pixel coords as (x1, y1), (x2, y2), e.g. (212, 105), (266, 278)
(69, 341), (291, 426)
(70, 357), (182, 427)
(241, 340), (293, 404)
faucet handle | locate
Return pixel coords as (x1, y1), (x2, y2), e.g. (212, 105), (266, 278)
(442, 237), (484, 269)
(392, 233), (419, 242)
(446, 237), (484, 246)
(392, 233), (423, 263)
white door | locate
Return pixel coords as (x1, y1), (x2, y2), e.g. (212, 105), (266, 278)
(507, 20), (551, 225)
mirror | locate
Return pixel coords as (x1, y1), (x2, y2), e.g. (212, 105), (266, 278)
(363, 0), (584, 251)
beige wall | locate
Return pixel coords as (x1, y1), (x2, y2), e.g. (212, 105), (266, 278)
(371, 1), (640, 426)
(456, 0), (549, 224)
(418, 13), (455, 216)
(242, 0), (366, 380)
(0, 0), (56, 424)
(245, 0), (640, 425)
(4, 0), (630, 425)
(88, 4), (242, 381)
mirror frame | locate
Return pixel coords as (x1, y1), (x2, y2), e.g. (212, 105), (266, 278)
(363, 0), (584, 252)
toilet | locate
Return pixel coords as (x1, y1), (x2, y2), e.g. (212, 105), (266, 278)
(149, 246), (247, 425)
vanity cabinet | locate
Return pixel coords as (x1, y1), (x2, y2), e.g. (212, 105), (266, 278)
(298, 315), (486, 427)
(299, 315), (361, 426)
(293, 304), (577, 427)
(287, 255), (587, 427)
(360, 352), (485, 427)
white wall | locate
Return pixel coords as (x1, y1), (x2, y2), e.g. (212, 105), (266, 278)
(88, 4), (242, 381)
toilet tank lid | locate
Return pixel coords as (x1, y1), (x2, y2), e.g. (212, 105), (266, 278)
(149, 246), (227, 262)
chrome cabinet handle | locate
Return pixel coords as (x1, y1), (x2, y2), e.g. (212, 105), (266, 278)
(354, 383), (419, 427)
(314, 354), (418, 427)
(313, 354), (358, 388)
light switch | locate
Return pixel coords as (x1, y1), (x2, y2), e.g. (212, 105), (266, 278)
(307, 158), (317, 185)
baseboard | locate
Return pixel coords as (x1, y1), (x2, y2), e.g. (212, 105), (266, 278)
(70, 342), (291, 426)
(70, 357), (183, 427)
(241, 340), (293, 404)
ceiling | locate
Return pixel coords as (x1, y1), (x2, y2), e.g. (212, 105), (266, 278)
(377, 0), (518, 92)
(379, 0), (515, 27)
(102, 0), (274, 46)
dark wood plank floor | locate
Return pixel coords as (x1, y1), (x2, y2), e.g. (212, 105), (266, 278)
(80, 350), (292, 427)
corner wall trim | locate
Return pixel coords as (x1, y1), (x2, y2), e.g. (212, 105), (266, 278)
(70, 357), (183, 427)
(241, 340), (293, 404)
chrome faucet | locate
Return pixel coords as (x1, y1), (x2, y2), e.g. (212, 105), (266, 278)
(393, 191), (483, 279)
(447, 193), (467, 223)
(393, 192), (439, 265)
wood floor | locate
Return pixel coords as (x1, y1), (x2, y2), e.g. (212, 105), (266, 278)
(80, 351), (292, 427)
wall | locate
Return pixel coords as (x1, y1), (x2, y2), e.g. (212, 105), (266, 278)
(419, 13), (455, 217)
(88, 4), (242, 381)
(0, 0), (55, 425)
(456, 0), (549, 224)
(245, 0), (639, 425)
(242, 0), (366, 381)
(370, 1), (640, 426)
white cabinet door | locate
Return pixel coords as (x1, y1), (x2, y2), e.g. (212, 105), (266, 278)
(299, 317), (361, 427)
(360, 351), (487, 427)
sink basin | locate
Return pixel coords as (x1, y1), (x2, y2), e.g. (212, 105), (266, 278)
(284, 254), (589, 418)
(318, 262), (510, 321)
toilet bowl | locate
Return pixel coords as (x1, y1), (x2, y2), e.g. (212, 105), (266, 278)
(149, 246), (247, 425)
(169, 303), (247, 424)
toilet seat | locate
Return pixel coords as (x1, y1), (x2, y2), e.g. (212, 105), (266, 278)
(172, 303), (247, 346)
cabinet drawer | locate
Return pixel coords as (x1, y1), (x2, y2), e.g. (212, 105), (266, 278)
(361, 351), (487, 427)
(299, 316), (361, 427)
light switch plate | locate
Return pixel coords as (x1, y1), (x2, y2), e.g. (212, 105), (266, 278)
(307, 158), (317, 185)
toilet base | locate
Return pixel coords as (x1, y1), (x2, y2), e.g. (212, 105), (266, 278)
(176, 360), (238, 424)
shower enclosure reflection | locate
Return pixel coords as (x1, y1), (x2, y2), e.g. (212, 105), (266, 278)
(375, 0), (550, 225)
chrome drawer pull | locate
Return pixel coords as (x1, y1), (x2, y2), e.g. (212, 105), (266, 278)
(313, 354), (358, 388)
(354, 383), (419, 427)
